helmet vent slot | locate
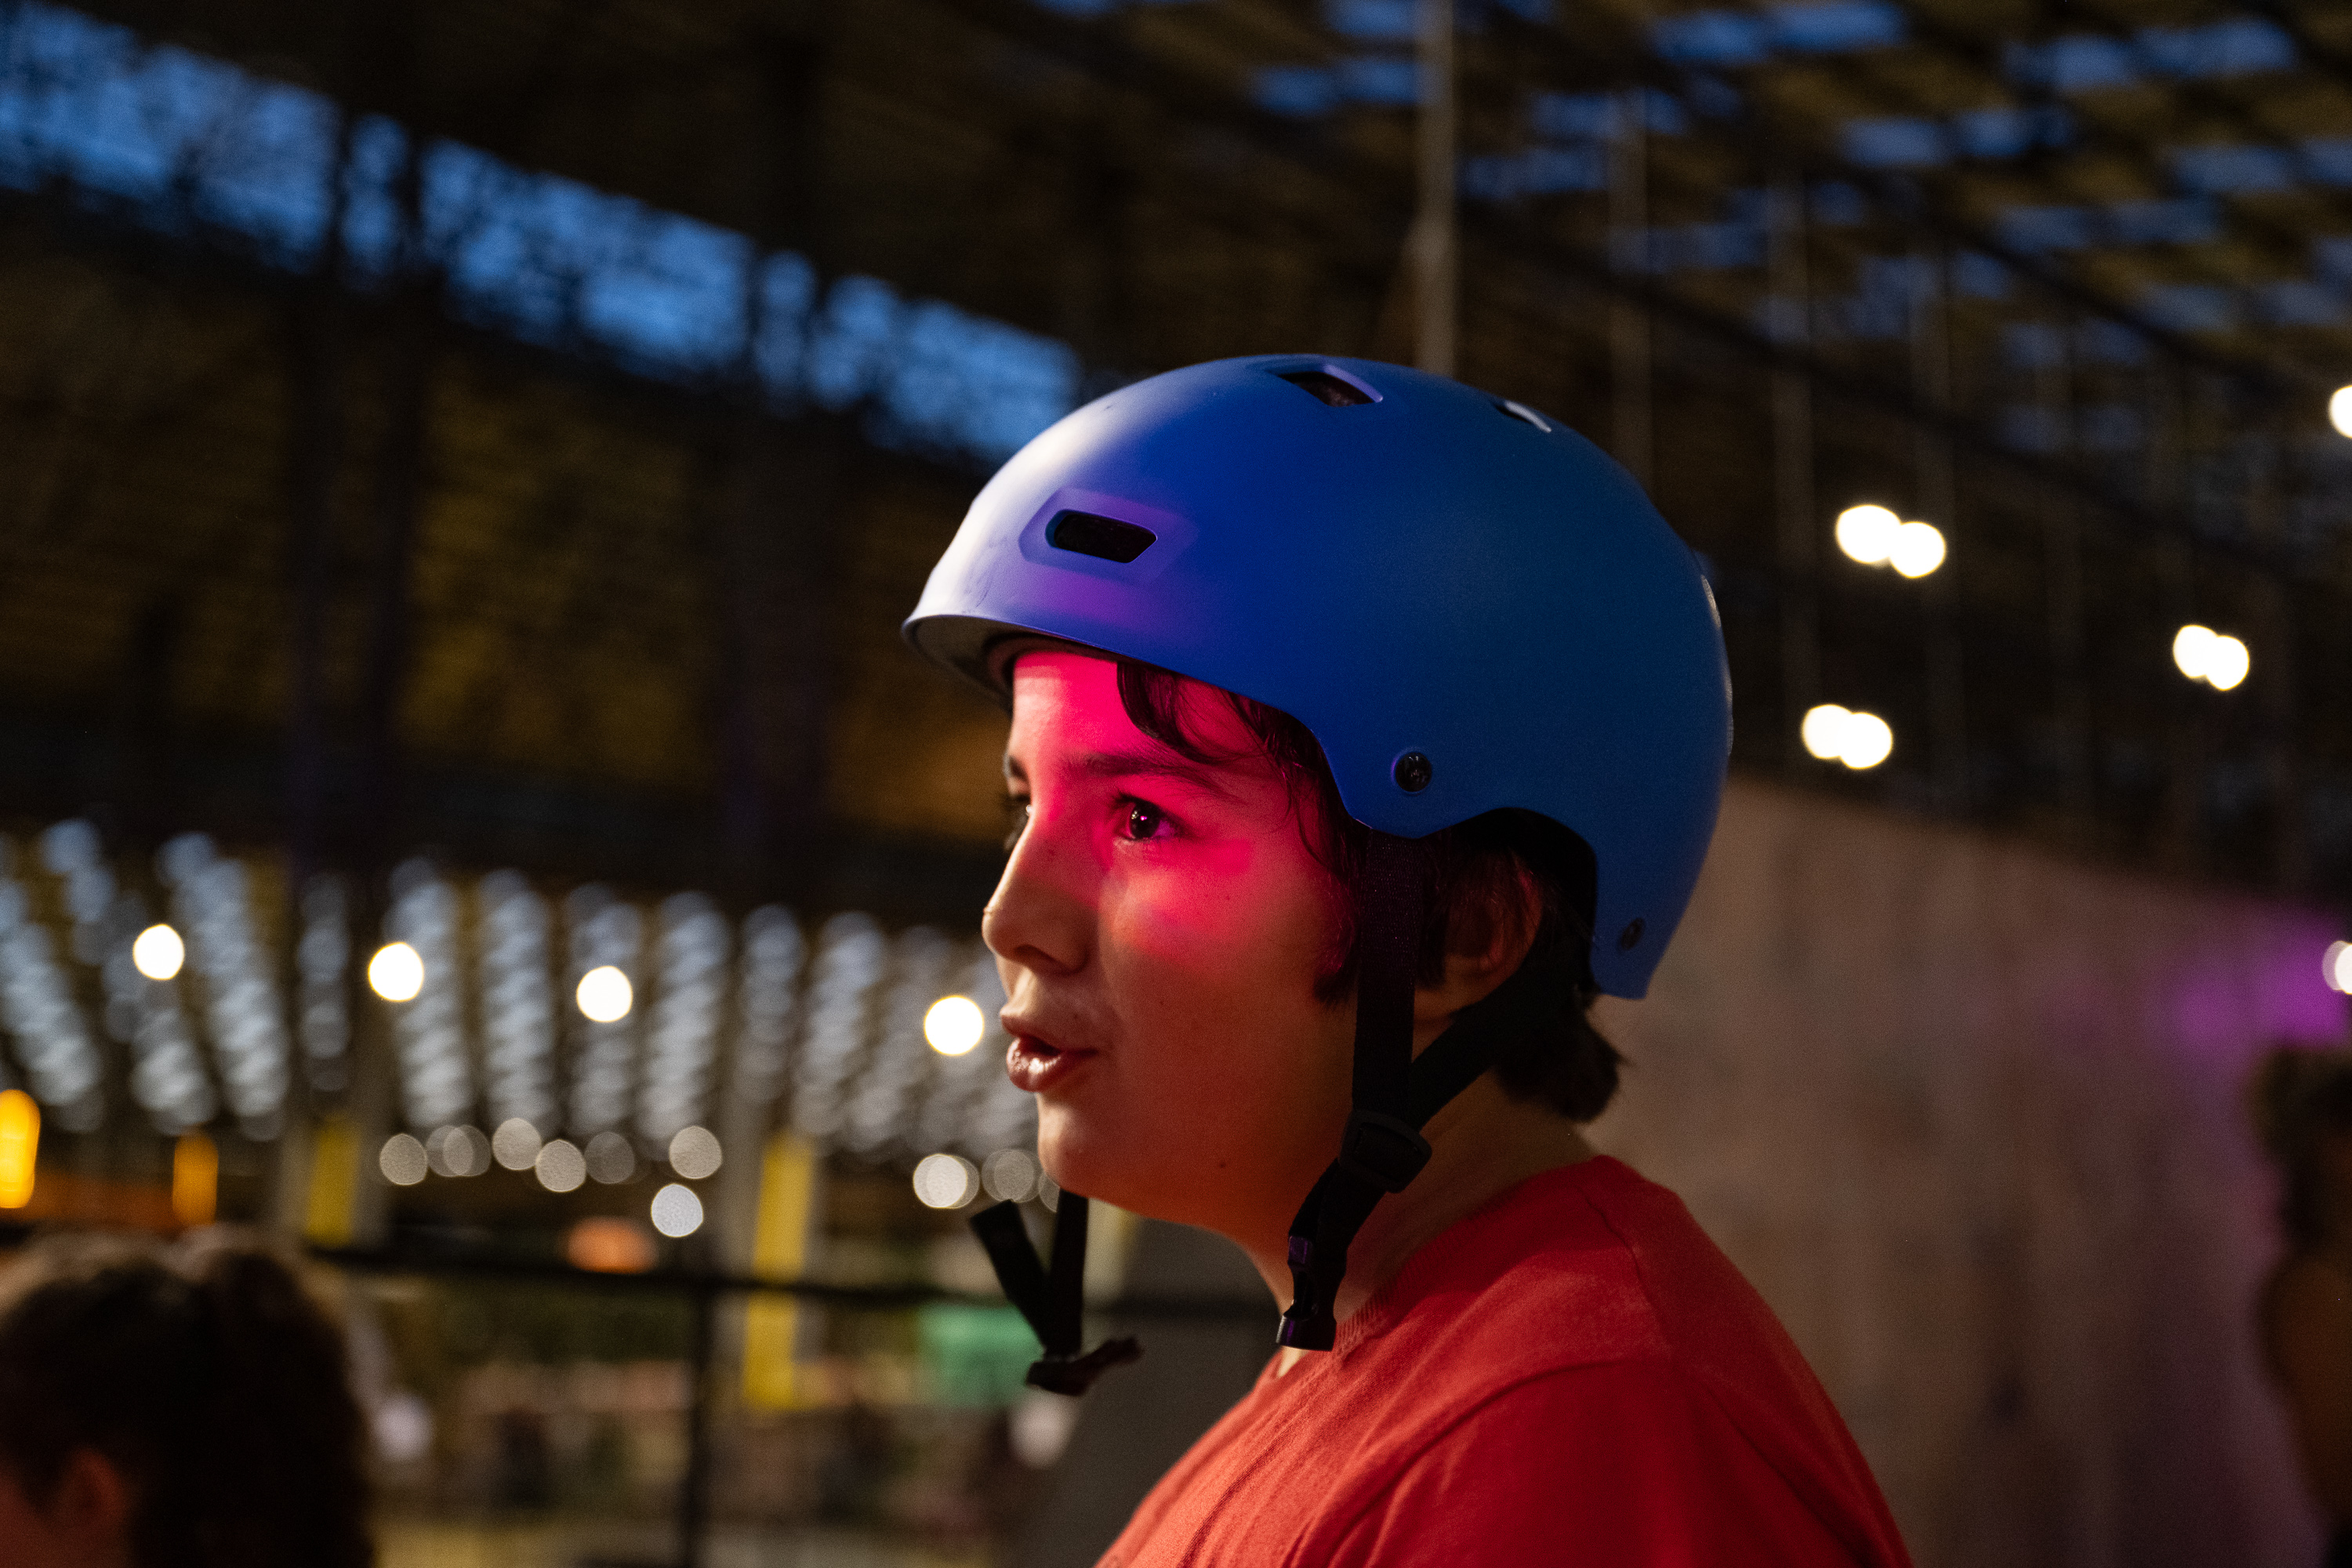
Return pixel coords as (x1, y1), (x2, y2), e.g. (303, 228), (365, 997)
(1047, 510), (1157, 564)
(1494, 400), (1552, 432)
(1278, 370), (1376, 408)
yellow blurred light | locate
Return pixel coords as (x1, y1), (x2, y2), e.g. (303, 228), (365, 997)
(172, 1131), (218, 1228)
(576, 964), (633, 1022)
(132, 924), (185, 981)
(1838, 712), (1895, 770)
(2331, 385), (2352, 439)
(2327, 940), (2352, 995)
(1801, 705), (1852, 761)
(924, 995), (985, 1056)
(2203, 634), (2250, 691)
(1888, 521), (1946, 579)
(368, 942), (424, 1002)
(1834, 504), (1900, 565)
(0, 1090), (38, 1209)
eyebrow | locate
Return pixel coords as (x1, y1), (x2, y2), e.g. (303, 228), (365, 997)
(1001, 747), (1245, 802)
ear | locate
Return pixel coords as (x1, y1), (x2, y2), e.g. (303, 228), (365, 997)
(47, 1446), (136, 1554)
(1410, 864), (1542, 1038)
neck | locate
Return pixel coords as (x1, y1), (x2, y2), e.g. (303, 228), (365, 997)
(1235, 1070), (1596, 1367)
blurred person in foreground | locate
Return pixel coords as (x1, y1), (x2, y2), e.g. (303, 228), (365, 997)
(0, 1228), (372, 1568)
(2259, 1049), (2352, 1565)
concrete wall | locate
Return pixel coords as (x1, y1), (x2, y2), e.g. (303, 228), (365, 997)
(1593, 777), (2344, 1567)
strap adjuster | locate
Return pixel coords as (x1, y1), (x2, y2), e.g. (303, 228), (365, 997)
(1335, 1109), (1431, 1193)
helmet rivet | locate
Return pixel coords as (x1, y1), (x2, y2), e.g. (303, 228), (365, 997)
(1392, 752), (1433, 793)
(1617, 918), (1645, 952)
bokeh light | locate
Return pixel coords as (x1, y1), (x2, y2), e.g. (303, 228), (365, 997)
(568, 1216), (656, 1272)
(924, 994), (985, 1056)
(982, 1147), (1040, 1203)
(1888, 521), (1947, 579)
(379, 1132), (428, 1186)
(2172, 624), (2249, 690)
(650, 1182), (704, 1237)
(426, 1124), (491, 1178)
(1801, 705), (1893, 770)
(131, 923), (184, 981)
(492, 1117), (543, 1171)
(535, 1138), (587, 1193)
(576, 964), (633, 1022)
(586, 1130), (638, 1184)
(1834, 503), (1900, 565)
(368, 941), (424, 1003)
(913, 1152), (980, 1210)
(2326, 941), (2352, 996)
(668, 1124), (723, 1179)
(0, 1090), (38, 1209)
(2331, 385), (2352, 439)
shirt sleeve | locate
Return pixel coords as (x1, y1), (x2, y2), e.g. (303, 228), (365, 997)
(1324, 1360), (1875, 1568)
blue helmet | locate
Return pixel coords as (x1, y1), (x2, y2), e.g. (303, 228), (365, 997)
(905, 354), (1729, 999)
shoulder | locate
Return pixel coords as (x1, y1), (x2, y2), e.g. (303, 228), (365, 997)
(1325, 1363), (1903, 1567)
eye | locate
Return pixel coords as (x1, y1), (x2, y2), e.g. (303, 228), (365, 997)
(1003, 797), (1032, 852)
(1120, 799), (1173, 841)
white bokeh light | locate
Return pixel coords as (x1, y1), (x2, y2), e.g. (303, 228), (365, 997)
(668, 1125), (723, 1180)
(379, 1132), (428, 1186)
(2172, 624), (2249, 690)
(131, 924), (184, 982)
(2331, 385), (2352, 439)
(1800, 705), (1893, 770)
(492, 1117), (543, 1171)
(576, 964), (633, 1022)
(1835, 504), (1900, 565)
(650, 1182), (704, 1237)
(924, 994), (985, 1056)
(535, 1138), (586, 1192)
(2325, 941), (2352, 996)
(1888, 521), (1946, 579)
(913, 1152), (980, 1210)
(368, 942), (424, 1003)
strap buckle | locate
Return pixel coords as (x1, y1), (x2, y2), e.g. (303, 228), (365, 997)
(1334, 1109), (1431, 1194)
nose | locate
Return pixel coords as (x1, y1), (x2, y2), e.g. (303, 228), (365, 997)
(982, 804), (1092, 982)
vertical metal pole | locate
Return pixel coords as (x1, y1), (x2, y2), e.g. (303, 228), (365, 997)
(2154, 371), (2202, 873)
(677, 1279), (719, 1568)
(1412, 0), (1456, 378)
(2246, 417), (2306, 891)
(1768, 171), (1818, 771)
(1911, 250), (1965, 810)
(1609, 92), (1652, 487)
(2042, 318), (2093, 833)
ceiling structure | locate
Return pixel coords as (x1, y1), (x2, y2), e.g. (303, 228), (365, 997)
(0, 0), (2350, 1167)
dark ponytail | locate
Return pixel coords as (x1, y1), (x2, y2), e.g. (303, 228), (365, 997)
(0, 1229), (373, 1568)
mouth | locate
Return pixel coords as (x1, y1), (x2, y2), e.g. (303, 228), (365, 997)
(1004, 1029), (1098, 1094)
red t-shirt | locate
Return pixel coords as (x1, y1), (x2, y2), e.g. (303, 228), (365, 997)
(1100, 1156), (1912, 1566)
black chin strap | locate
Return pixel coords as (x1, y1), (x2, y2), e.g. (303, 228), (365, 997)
(970, 1192), (1142, 1395)
(971, 828), (1555, 1381)
(1278, 829), (1562, 1352)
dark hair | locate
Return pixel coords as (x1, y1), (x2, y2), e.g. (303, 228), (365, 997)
(1115, 659), (1623, 1122)
(0, 1228), (373, 1568)
(2254, 1048), (2352, 1250)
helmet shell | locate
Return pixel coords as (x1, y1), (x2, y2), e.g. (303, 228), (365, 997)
(904, 354), (1729, 997)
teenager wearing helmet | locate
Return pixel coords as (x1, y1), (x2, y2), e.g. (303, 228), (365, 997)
(906, 356), (1911, 1565)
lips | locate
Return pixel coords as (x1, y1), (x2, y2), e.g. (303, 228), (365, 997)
(1005, 1030), (1098, 1094)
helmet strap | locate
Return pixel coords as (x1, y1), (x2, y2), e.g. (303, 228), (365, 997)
(1277, 830), (1564, 1352)
(970, 1192), (1142, 1395)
